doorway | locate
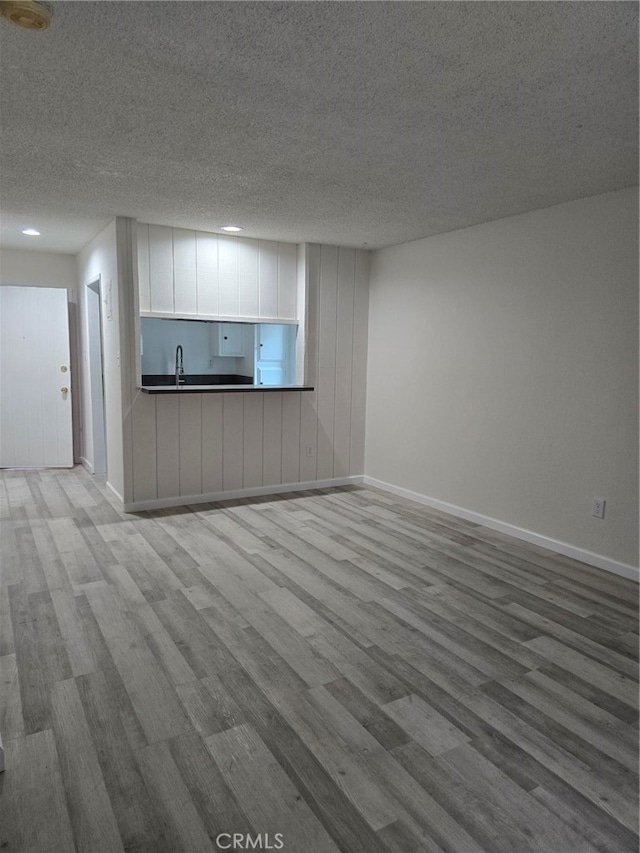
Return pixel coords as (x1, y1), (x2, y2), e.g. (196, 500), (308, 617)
(86, 279), (107, 476)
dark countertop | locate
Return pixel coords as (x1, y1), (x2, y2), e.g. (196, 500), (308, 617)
(141, 384), (314, 394)
(142, 373), (253, 386)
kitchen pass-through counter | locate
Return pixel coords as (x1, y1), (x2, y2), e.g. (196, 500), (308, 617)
(140, 373), (313, 394)
(141, 384), (314, 394)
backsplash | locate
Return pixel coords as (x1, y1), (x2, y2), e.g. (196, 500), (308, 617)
(140, 317), (251, 376)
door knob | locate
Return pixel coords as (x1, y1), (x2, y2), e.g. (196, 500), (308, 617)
(61, 386), (69, 393)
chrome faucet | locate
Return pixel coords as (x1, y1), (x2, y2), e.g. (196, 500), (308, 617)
(175, 345), (185, 387)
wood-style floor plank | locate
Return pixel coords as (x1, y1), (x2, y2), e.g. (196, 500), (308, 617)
(135, 739), (216, 852)
(0, 467), (638, 853)
(168, 730), (256, 844)
(75, 668), (168, 852)
(382, 694), (471, 757)
(0, 653), (24, 741)
(83, 583), (192, 743)
(206, 722), (341, 852)
(0, 729), (76, 852)
(51, 678), (125, 853)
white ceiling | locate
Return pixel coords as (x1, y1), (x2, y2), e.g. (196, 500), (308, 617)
(0, 1), (637, 254)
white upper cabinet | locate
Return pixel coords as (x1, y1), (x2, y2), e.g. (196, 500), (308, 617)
(138, 223), (151, 312)
(218, 234), (239, 316)
(278, 242), (297, 320)
(149, 224), (174, 313)
(173, 229), (197, 315)
(138, 223), (297, 322)
(211, 322), (246, 357)
(238, 238), (259, 317)
(258, 239), (278, 319)
(196, 231), (218, 316)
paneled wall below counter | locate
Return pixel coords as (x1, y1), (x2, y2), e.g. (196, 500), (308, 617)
(126, 245), (370, 508)
(137, 223), (297, 321)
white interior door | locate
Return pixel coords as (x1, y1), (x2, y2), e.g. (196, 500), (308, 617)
(0, 286), (73, 468)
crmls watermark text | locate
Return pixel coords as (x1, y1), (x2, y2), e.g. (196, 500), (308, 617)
(215, 833), (284, 850)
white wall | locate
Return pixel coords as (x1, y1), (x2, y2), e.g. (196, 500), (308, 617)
(0, 249), (78, 293)
(127, 245), (369, 507)
(365, 188), (638, 571)
(76, 222), (124, 496)
(237, 324), (257, 378)
(0, 248), (81, 461)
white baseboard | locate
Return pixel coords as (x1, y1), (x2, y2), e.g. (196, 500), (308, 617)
(363, 476), (639, 583)
(79, 456), (94, 474)
(123, 475), (364, 513)
(106, 480), (125, 503)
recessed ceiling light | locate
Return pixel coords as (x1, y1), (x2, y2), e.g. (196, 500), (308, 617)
(1, 0), (53, 31)
(22, 228), (41, 236)
(221, 225), (242, 233)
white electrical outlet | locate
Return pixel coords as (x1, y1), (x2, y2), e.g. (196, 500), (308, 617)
(591, 498), (605, 519)
(305, 445), (313, 458)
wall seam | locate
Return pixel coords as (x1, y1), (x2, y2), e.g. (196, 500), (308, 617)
(348, 251), (357, 475)
(332, 249), (340, 479)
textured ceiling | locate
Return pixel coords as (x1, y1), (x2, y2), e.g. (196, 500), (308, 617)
(0, 1), (637, 253)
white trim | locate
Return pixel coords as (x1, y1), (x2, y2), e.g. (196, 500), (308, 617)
(106, 480), (125, 503)
(140, 311), (298, 326)
(363, 476), (639, 583)
(123, 475), (364, 513)
(79, 456), (94, 474)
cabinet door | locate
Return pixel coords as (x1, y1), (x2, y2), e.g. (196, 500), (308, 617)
(173, 228), (197, 315)
(212, 323), (245, 356)
(148, 224), (174, 313)
(255, 324), (295, 385)
(196, 231), (218, 315)
(220, 324), (244, 356)
(257, 323), (285, 360)
(277, 242), (297, 320)
(257, 365), (285, 386)
(218, 236), (239, 316)
(138, 223), (151, 312)
(258, 241), (278, 318)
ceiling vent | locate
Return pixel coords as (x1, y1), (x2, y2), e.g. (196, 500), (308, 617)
(1, 0), (52, 30)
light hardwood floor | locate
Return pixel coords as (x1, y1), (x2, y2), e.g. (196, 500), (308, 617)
(0, 466), (638, 853)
